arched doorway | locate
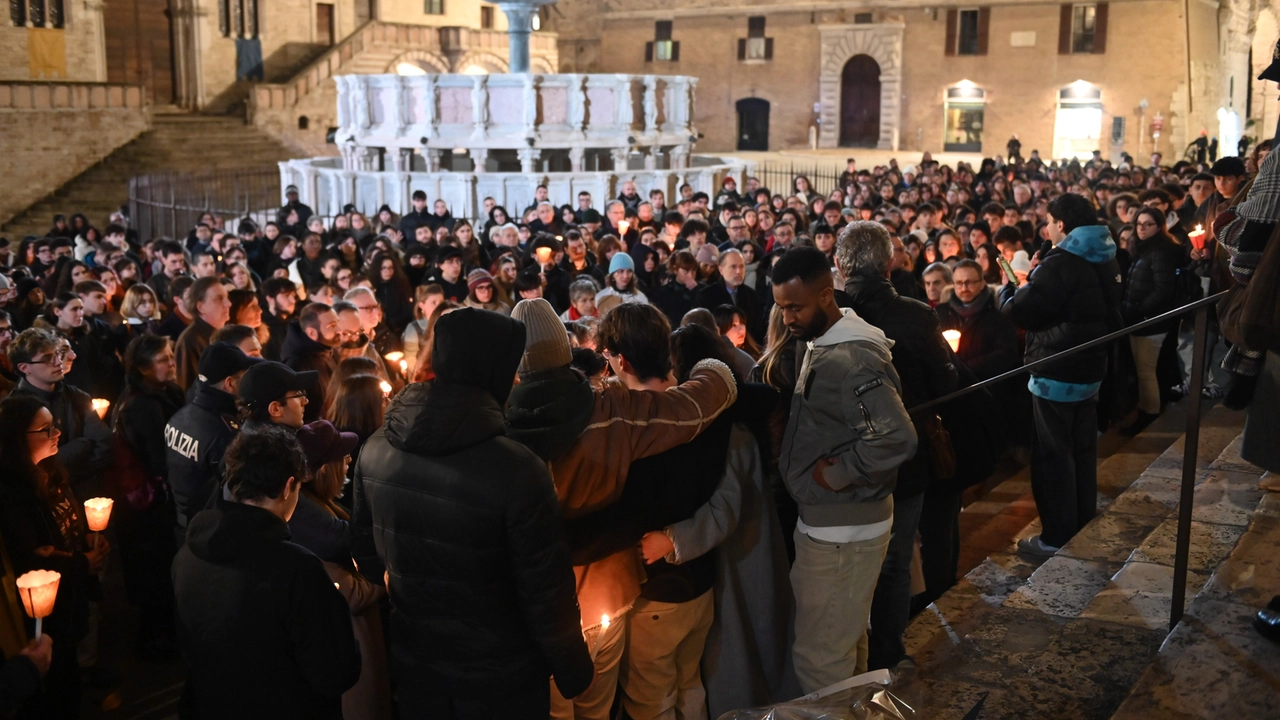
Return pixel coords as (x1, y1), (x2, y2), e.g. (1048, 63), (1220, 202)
(839, 55), (881, 147)
(736, 98), (770, 151)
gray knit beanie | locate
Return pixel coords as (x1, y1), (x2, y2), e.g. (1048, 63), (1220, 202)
(511, 298), (572, 374)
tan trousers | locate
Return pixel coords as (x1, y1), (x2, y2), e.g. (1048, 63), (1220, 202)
(790, 528), (890, 694)
(550, 609), (628, 720)
(1130, 333), (1167, 415)
(620, 591), (715, 720)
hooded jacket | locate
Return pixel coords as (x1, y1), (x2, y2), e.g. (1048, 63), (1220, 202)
(504, 358), (737, 624)
(281, 320), (337, 422)
(173, 498), (361, 719)
(352, 309), (594, 700)
(1000, 225), (1122, 401)
(778, 309), (918, 529)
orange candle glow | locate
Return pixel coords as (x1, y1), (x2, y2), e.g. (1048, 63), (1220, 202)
(618, 220), (630, 236)
(379, 380), (393, 396)
(384, 351), (404, 364)
(15, 570), (60, 638)
(1188, 224), (1206, 250)
(943, 330), (962, 352)
(399, 359), (408, 375)
(84, 497), (114, 532)
(535, 246), (553, 265)
(91, 399), (110, 419)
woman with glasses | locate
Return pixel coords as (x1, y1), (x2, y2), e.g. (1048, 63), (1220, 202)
(0, 394), (111, 718)
(1120, 208), (1185, 436)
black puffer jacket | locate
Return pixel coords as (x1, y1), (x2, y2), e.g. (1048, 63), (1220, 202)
(165, 383), (239, 525)
(1000, 226), (1123, 386)
(839, 274), (959, 498)
(1121, 234), (1184, 336)
(352, 310), (593, 701)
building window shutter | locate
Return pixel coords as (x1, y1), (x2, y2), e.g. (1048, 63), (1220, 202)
(1058, 4), (1072, 54)
(764, 38), (774, 59)
(977, 8), (990, 55)
(1093, 3), (1108, 54)
(945, 9), (958, 56)
(670, 41), (680, 61)
(645, 41), (653, 62)
(738, 38), (746, 60)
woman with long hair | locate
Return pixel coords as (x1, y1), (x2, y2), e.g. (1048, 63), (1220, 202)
(326, 374), (388, 465)
(91, 266), (126, 320)
(225, 261), (257, 293)
(1120, 207), (1184, 435)
(595, 252), (648, 306)
(409, 300), (461, 383)
(112, 334), (184, 662)
(118, 284), (161, 343)
(368, 251), (414, 335)
(712, 304), (761, 359)
(52, 260), (90, 297)
(401, 284), (444, 372)
(0, 394), (110, 717)
(481, 205), (510, 245)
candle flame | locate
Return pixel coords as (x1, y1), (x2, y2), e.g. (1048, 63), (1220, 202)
(91, 398), (110, 419)
(385, 351), (404, 363)
(84, 497), (114, 532)
(943, 329), (962, 353)
(399, 359), (408, 374)
(379, 380), (393, 395)
(601, 614), (610, 630)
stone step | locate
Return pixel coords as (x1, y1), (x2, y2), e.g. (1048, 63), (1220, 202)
(902, 402), (1257, 719)
(1, 111), (296, 237)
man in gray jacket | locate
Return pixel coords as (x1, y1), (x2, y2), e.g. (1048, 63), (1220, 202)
(771, 247), (918, 693)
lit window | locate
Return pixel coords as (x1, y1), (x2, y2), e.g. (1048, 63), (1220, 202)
(1071, 4), (1096, 53)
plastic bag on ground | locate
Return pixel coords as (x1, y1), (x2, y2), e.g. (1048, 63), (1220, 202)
(716, 668), (919, 720)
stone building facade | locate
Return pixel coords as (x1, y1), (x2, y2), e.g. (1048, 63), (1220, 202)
(548, 0), (1266, 162)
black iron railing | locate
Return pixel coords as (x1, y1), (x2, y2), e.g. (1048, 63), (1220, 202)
(907, 290), (1228, 631)
(128, 168), (282, 243)
(755, 161), (845, 198)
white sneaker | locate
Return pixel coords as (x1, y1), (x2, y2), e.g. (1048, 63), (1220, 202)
(1016, 534), (1060, 557)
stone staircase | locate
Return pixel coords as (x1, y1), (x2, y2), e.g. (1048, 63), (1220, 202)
(902, 402), (1278, 719)
(1, 113), (295, 240)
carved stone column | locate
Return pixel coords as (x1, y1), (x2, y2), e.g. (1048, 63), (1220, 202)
(518, 148), (542, 173)
(611, 148), (630, 173)
(569, 146), (585, 172)
(471, 148), (490, 173)
(471, 75), (489, 142)
(389, 148), (414, 173)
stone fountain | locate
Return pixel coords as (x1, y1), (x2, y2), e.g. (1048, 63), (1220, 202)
(277, 0), (747, 220)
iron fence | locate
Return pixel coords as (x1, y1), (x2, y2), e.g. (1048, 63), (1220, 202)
(128, 168), (283, 244)
(754, 161), (845, 198)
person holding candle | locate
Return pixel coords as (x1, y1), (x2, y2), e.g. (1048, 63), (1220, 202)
(173, 424), (361, 720)
(1119, 208), (1185, 435)
(8, 328), (114, 494)
(0, 394), (110, 718)
(353, 307), (594, 717)
(112, 334), (186, 663)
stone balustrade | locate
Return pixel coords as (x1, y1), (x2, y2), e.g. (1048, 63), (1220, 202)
(0, 82), (147, 111)
(334, 73), (699, 170)
(279, 152), (750, 225)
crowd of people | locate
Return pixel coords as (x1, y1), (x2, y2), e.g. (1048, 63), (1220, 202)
(0, 139), (1274, 719)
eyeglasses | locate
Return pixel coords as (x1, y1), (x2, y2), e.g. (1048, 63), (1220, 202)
(1135, 222), (1159, 228)
(283, 391), (307, 401)
(953, 280), (984, 287)
(29, 350), (69, 366)
(355, 305), (381, 314)
(27, 424), (57, 438)
(0, 327), (13, 337)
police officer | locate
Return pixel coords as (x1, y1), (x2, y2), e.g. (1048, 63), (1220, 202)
(165, 343), (262, 529)
(236, 361), (317, 432)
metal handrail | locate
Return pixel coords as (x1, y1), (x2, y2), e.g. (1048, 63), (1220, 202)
(906, 288), (1226, 632)
(908, 289), (1228, 414)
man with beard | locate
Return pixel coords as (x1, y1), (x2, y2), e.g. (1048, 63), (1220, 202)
(770, 247), (916, 693)
(281, 302), (340, 423)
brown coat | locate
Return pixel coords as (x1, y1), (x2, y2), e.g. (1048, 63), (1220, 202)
(174, 316), (216, 391)
(549, 358), (737, 623)
(326, 560), (391, 720)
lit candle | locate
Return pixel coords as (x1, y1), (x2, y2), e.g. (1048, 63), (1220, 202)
(84, 497), (113, 550)
(589, 614), (611, 663)
(535, 246), (553, 265)
(379, 380), (393, 396)
(384, 351), (404, 364)
(1188, 224), (1206, 250)
(91, 399), (110, 419)
(15, 570), (60, 639)
(618, 220), (630, 236)
(943, 329), (962, 352)
(399, 359), (408, 375)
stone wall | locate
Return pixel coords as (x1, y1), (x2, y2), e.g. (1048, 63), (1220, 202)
(555, 0), (1218, 159)
(0, 12), (106, 83)
(0, 83), (149, 226)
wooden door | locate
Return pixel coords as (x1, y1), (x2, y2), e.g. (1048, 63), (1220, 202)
(839, 54), (881, 148)
(317, 3), (335, 46)
(736, 98), (770, 151)
(102, 0), (174, 104)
